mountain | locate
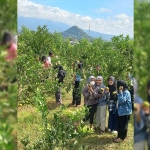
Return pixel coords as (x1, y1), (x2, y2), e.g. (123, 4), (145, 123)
(18, 17), (70, 32)
(61, 26), (93, 41)
(18, 17), (115, 40)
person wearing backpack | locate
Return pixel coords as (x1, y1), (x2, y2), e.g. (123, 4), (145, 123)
(54, 65), (66, 104)
(72, 74), (82, 107)
(56, 65), (66, 83)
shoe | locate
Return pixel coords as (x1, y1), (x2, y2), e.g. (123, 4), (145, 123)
(100, 130), (105, 134)
(113, 137), (118, 140)
(57, 102), (61, 105)
(108, 129), (111, 132)
(114, 138), (123, 143)
(94, 126), (99, 131)
(112, 130), (117, 134)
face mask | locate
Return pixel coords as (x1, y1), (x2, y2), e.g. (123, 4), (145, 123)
(90, 81), (95, 85)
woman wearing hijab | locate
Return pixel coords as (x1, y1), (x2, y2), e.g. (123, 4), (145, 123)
(114, 80), (132, 143)
(107, 76), (118, 134)
(82, 76), (99, 128)
(95, 76), (110, 134)
(83, 76), (96, 106)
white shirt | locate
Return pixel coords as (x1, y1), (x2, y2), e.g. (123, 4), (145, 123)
(47, 56), (52, 65)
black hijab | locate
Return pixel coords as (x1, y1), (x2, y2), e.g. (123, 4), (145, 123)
(117, 80), (128, 91)
(108, 76), (117, 100)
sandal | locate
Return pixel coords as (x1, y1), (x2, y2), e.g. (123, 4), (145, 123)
(114, 138), (123, 143)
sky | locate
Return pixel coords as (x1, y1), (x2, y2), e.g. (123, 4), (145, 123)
(18, 0), (133, 37)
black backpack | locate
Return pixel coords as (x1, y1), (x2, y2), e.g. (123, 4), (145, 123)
(58, 69), (66, 78)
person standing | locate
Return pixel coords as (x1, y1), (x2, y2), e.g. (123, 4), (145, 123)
(47, 51), (54, 66)
(95, 76), (110, 134)
(107, 76), (118, 134)
(40, 56), (50, 82)
(54, 65), (66, 104)
(41, 56), (50, 69)
(72, 74), (82, 107)
(114, 80), (132, 143)
(82, 76), (98, 128)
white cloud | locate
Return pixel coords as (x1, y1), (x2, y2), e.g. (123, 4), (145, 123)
(114, 14), (129, 19)
(94, 7), (112, 13)
(18, 0), (133, 37)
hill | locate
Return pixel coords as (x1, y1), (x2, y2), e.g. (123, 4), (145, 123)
(61, 26), (93, 41)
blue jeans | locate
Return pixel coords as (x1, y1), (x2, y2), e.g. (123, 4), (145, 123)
(108, 110), (118, 131)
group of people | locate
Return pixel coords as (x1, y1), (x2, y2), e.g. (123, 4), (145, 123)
(40, 54), (134, 143)
(40, 50), (150, 147)
(82, 75), (132, 143)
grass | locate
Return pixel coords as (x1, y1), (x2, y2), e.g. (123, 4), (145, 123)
(0, 92), (17, 150)
(17, 91), (134, 150)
